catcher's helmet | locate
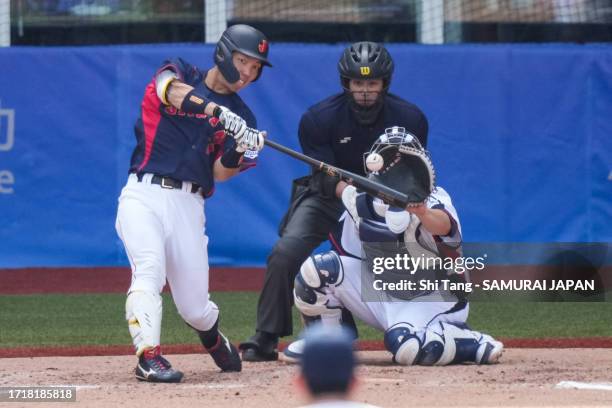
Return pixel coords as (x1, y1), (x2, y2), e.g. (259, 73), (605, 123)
(338, 41), (394, 91)
(338, 42), (394, 125)
(214, 24), (272, 84)
(364, 126), (435, 203)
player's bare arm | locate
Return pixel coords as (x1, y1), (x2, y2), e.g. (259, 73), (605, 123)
(213, 158), (240, 181)
(156, 72), (215, 116)
(406, 204), (451, 236)
(156, 70), (250, 139)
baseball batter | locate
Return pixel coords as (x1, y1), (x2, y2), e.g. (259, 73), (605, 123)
(115, 25), (270, 382)
(283, 128), (504, 366)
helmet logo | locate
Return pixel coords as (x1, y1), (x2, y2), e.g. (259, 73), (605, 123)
(258, 39), (268, 54)
(360, 66), (371, 76)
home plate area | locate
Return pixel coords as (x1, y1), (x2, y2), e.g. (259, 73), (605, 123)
(1, 349), (611, 407)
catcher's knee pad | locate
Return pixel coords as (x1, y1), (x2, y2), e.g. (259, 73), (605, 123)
(293, 273), (330, 317)
(384, 323), (421, 365)
(417, 330), (446, 366)
(300, 251), (344, 289)
(294, 253), (343, 320)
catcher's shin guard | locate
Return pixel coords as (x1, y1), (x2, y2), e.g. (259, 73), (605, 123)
(280, 338), (305, 364)
(383, 322), (504, 366)
(384, 323), (421, 365)
(433, 322), (504, 365)
(475, 333), (504, 364)
(281, 310), (356, 364)
(279, 313), (318, 363)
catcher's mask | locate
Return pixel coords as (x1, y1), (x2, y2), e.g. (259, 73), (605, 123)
(364, 126), (435, 204)
(338, 41), (394, 125)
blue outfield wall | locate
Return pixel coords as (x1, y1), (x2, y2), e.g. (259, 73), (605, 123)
(0, 43), (610, 267)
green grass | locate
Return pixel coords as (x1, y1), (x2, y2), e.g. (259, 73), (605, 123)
(0, 293), (611, 348)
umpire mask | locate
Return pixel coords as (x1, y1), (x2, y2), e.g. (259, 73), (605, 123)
(338, 41), (394, 125)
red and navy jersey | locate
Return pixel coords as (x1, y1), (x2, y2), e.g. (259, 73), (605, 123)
(129, 58), (257, 197)
(298, 93), (428, 177)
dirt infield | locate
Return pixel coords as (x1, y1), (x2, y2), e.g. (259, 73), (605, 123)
(1, 349), (611, 407)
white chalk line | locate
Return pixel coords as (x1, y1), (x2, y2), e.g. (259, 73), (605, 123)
(555, 381), (612, 391)
(0, 383), (246, 391)
(0, 385), (100, 390)
(363, 378), (405, 383)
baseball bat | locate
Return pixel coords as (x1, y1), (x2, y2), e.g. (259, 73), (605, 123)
(210, 108), (410, 207)
(263, 138), (411, 208)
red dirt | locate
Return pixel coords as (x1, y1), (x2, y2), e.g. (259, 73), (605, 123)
(2, 337), (612, 359)
(0, 267), (265, 294)
(2, 266), (610, 295)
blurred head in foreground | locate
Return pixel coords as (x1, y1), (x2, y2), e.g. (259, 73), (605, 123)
(298, 324), (356, 399)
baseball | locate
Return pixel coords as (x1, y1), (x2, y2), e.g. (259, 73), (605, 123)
(366, 152), (384, 172)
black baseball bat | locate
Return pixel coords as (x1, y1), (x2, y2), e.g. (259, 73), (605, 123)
(263, 138), (410, 208)
(209, 107), (411, 207)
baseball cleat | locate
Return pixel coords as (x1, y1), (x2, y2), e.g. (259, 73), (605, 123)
(206, 332), (242, 372)
(135, 346), (184, 383)
(279, 338), (304, 364)
(475, 335), (504, 364)
(239, 332), (279, 362)
(241, 347), (278, 362)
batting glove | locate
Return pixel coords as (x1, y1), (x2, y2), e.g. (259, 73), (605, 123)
(341, 185), (359, 221)
(217, 106), (247, 139)
(235, 128), (265, 153)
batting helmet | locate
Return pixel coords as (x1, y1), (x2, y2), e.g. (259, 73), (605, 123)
(301, 324), (355, 395)
(214, 24), (272, 84)
(338, 41), (394, 91)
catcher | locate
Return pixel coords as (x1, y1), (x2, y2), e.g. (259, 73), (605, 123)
(282, 127), (504, 366)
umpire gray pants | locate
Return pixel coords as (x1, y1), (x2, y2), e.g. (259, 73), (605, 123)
(256, 193), (344, 337)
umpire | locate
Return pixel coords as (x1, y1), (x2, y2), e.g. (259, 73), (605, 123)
(239, 42), (429, 361)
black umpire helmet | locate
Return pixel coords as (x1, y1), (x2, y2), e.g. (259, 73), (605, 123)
(338, 41), (394, 91)
(338, 41), (394, 125)
(214, 24), (272, 84)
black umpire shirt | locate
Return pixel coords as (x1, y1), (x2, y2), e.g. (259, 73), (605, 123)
(298, 92), (428, 177)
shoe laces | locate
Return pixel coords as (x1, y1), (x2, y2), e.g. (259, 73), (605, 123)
(143, 346), (171, 371)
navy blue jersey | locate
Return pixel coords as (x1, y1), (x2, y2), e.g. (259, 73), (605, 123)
(298, 93), (428, 177)
(129, 58), (257, 197)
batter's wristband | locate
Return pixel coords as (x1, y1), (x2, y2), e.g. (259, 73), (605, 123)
(220, 149), (244, 168)
(212, 105), (223, 119)
(180, 89), (209, 114)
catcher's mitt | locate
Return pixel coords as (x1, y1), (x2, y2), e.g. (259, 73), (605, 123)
(363, 126), (435, 206)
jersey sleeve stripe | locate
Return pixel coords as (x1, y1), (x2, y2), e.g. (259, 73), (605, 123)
(137, 82), (162, 171)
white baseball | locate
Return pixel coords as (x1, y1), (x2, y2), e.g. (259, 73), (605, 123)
(366, 152), (384, 172)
